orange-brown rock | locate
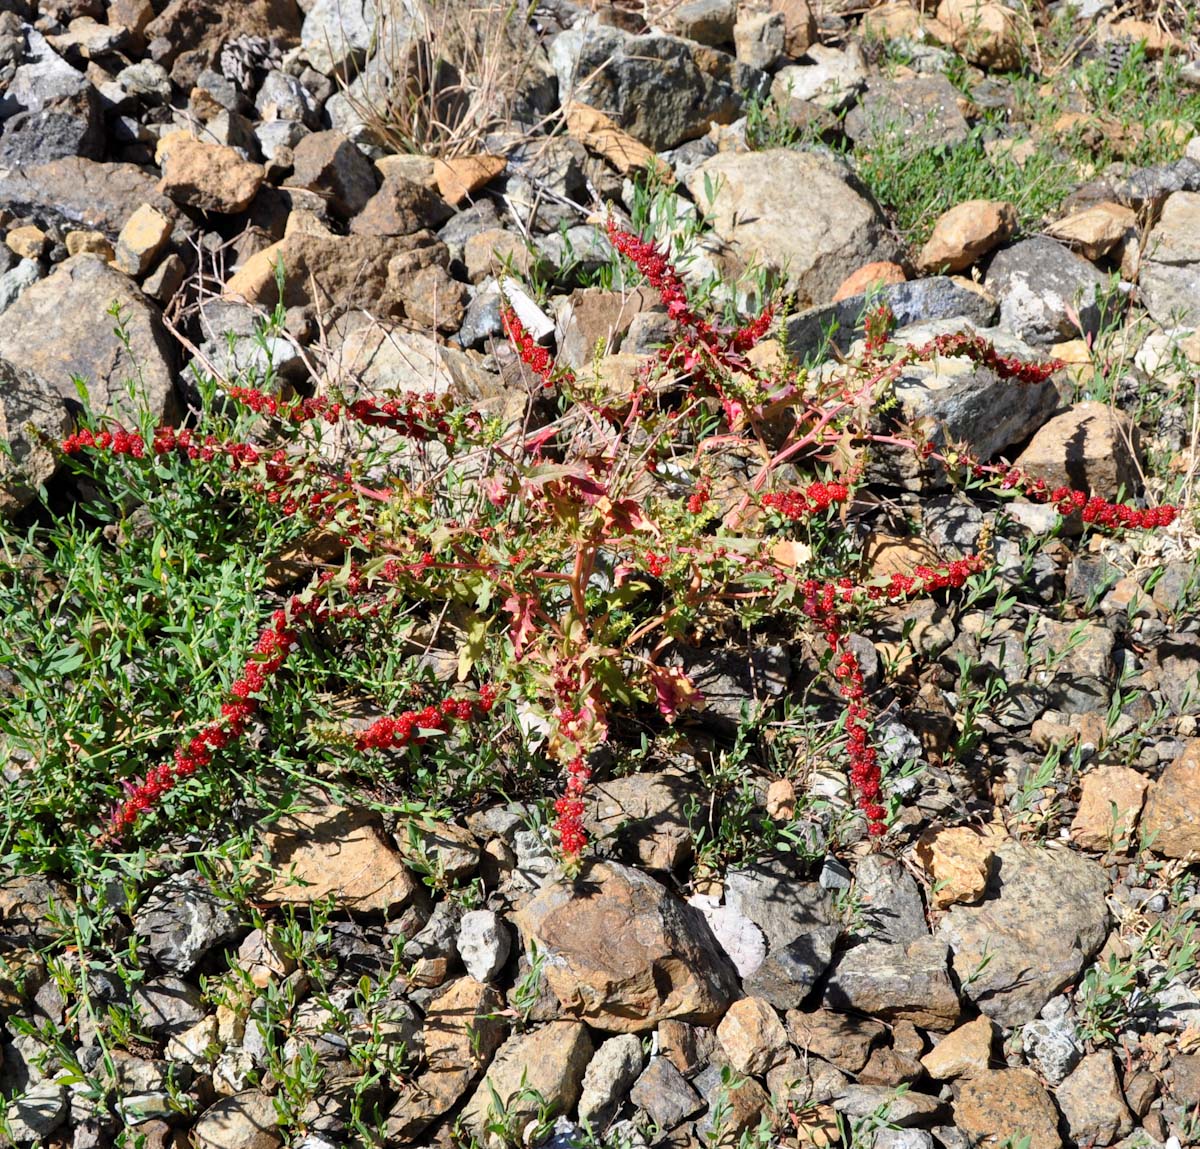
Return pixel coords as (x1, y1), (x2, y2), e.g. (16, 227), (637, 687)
(1070, 765), (1150, 852)
(1140, 740), (1200, 860)
(833, 260), (906, 302)
(513, 861), (739, 1032)
(917, 199), (1016, 273)
(1013, 400), (1140, 501)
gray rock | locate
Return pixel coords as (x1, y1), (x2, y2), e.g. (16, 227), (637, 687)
(684, 149), (900, 308)
(936, 840), (1110, 1027)
(824, 937), (962, 1030)
(1029, 618), (1116, 713)
(855, 854), (928, 944)
(1054, 1050), (1134, 1146)
(131, 976), (206, 1038)
(549, 21), (761, 152)
(834, 1085), (946, 1126)
(4, 1081), (69, 1143)
(255, 118), (306, 163)
(630, 1056), (704, 1130)
(819, 856), (853, 891)
(0, 356), (73, 516)
(1112, 156), (1200, 210)
(771, 43), (867, 113)
(888, 318), (1062, 460)
(724, 858), (834, 950)
(845, 74), (970, 154)
(0, 254), (178, 425)
(984, 236), (1109, 345)
(193, 298), (305, 383)
(300, 0), (380, 74)
(578, 1033), (643, 1129)
(688, 896), (767, 980)
(116, 60), (172, 103)
(0, 258), (39, 315)
(661, 0), (737, 46)
(0, 89), (102, 166)
(745, 927), (840, 1009)
(1138, 191), (1200, 327)
(133, 873), (240, 975)
(0, 157), (183, 246)
(402, 901), (460, 965)
(255, 69), (317, 125)
(1022, 1013), (1080, 1085)
(784, 276), (998, 361)
(0, 28), (86, 120)
(874, 1131), (935, 1149)
(192, 1089), (282, 1149)
(286, 129), (377, 218)
(680, 644), (789, 730)
(457, 909), (510, 983)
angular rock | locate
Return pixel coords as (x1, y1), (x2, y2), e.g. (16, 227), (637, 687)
(684, 149), (898, 308)
(689, 896), (767, 980)
(785, 1009), (884, 1073)
(630, 1056), (704, 1130)
(1028, 618), (1115, 713)
(224, 228), (443, 324)
(771, 43), (867, 113)
(578, 1033), (643, 1129)
(919, 1016), (996, 1080)
(433, 153), (508, 204)
(693, 1063), (773, 1140)
(1139, 191), (1200, 326)
(586, 768), (697, 873)
(513, 861), (739, 1033)
(386, 977), (506, 1141)
(784, 276), (997, 361)
(158, 132), (264, 213)
(716, 996), (789, 1076)
(889, 319), (1061, 459)
(834, 1084), (946, 1126)
(299, 0), (377, 73)
(0, 88), (102, 167)
(0, 254), (177, 423)
(1140, 739), (1200, 860)
(985, 236), (1109, 345)
(3, 1082), (69, 1143)
(0, 259), (39, 315)
(1045, 202), (1137, 262)
(833, 260), (907, 302)
(258, 794), (421, 912)
(461, 1021), (592, 1138)
(917, 200), (1016, 274)
(114, 203), (172, 277)
(549, 23), (757, 152)
(285, 130), (376, 218)
(823, 936), (961, 1030)
(553, 286), (660, 373)
(1, 28), (86, 118)
(936, 839), (1110, 1026)
(855, 853), (928, 944)
(953, 1068), (1063, 1149)
(0, 157), (179, 242)
(935, 0), (1022, 70)
(134, 872), (239, 975)
(1022, 1011), (1080, 1085)
(192, 1090), (282, 1149)
(132, 976), (207, 1038)
(915, 826), (996, 908)
(457, 910), (510, 983)
(734, 10), (784, 70)
(1014, 401), (1140, 501)
(845, 74), (970, 155)
(350, 173), (454, 236)
(0, 357), (73, 516)
(1070, 765), (1150, 852)
(1056, 1051), (1134, 1146)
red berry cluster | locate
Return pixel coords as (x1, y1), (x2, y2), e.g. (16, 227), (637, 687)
(910, 332), (1063, 385)
(763, 481), (851, 520)
(555, 755), (592, 857)
(102, 594), (322, 842)
(501, 308), (575, 389)
(354, 686), (498, 752)
(866, 555), (987, 601)
(645, 552), (669, 577)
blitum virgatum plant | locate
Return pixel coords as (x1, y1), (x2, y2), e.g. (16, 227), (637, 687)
(54, 215), (1181, 870)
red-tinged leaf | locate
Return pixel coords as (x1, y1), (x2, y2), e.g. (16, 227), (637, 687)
(646, 664), (704, 723)
(503, 592), (538, 659)
(597, 495), (659, 537)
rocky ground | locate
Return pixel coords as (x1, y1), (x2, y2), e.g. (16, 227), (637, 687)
(1, 0), (1200, 1148)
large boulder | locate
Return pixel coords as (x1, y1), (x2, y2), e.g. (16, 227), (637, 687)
(1138, 191), (1200, 327)
(936, 839), (1110, 1026)
(549, 22), (761, 152)
(684, 149), (899, 307)
(0, 157), (183, 243)
(0, 358), (73, 515)
(0, 254), (177, 424)
(513, 861), (740, 1032)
